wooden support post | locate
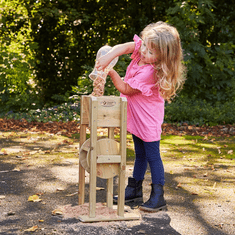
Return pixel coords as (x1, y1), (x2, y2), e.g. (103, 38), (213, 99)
(107, 127), (115, 208)
(117, 97), (127, 217)
(89, 97), (98, 218)
(79, 124), (87, 205)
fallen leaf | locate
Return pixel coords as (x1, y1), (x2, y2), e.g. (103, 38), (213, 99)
(56, 188), (64, 191)
(203, 172), (208, 177)
(138, 229), (146, 234)
(176, 183), (182, 188)
(0, 148), (7, 155)
(96, 187), (105, 191)
(52, 209), (63, 215)
(191, 192), (198, 195)
(28, 195), (42, 202)
(66, 192), (78, 197)
(12, 167), (21, 172)
(38, 219), (44, 223)
(24, 225), (38, 232)
(213, 182), (217, 189)
(227, 150), (233, 154)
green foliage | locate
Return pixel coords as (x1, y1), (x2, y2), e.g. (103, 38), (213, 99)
(167, 0), (235, 102)
(165, 97), (235, 126)
(22, 0), (174, 103)
(0, 0), (40, 112)
(1, 0), (235, 125)
(1, 102), (80, 123)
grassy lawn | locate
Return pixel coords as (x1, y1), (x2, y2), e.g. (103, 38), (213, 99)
(1, 130), (234, 199)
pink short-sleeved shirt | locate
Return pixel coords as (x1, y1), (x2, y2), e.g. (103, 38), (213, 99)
(121, 35), (165, 142)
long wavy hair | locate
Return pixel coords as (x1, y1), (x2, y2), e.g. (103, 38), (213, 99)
(140, 22), (186, 101)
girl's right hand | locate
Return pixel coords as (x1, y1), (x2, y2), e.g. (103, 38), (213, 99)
(96, 54), (113, 71)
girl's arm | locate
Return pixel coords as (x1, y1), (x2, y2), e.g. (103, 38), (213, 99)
(96, 42), (135, 71)
(108, 69), (140, 96)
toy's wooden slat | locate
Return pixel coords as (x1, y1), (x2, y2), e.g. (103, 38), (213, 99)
(78, 124), (87, 205)
(80, 96), (90, 125)
(89, 97), (98, 218)
(107, 127), (115, 208)
(79, 213), (140, 223)
(117, 97), (127, 217)
(80, 96), (123, 127)
(96, 155), (121, 163)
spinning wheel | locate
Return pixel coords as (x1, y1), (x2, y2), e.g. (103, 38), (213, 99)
(79, 138), (120, 179)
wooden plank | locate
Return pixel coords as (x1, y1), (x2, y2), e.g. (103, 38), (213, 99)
(79, 213), (140, 223)
(107, 127), (115, 208)
(89, 97), (98, 218)
(96, 155), (121, 163)
(80, 96), (90, 125)
(117, 97), (127, 217)
(78, 124), (87, 205)
(96, 97), (121, 127)
(108, 127), (114, 138)
(106, 178), (113, 208)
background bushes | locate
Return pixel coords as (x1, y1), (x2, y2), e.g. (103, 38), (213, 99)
(0, 0), (235, 125)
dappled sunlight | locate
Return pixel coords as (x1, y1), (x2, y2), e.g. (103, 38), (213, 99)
(35, 180), (68, 193)
(50, 166), (79, 184)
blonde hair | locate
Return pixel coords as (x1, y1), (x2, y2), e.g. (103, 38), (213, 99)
(140, 22), (186, 101)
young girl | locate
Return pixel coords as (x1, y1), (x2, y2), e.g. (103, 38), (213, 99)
(96, 22), (185, 212)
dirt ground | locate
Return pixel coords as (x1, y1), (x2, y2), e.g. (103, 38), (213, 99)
(0, 123), (235, 235)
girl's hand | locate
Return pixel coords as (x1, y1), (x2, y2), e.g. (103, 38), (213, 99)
(96, 42), (135, 71)
(96, 54), (113, 71)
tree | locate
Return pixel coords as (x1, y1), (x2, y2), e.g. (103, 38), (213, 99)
(167, 0), (235, 102)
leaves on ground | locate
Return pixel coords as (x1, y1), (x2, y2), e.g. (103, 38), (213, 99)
(24, 225), (38, 232)
(28, 195), (42, 202)
(52, 209), (63, 215)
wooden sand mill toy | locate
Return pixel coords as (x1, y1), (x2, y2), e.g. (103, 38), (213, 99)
(78, 46), (140, 222)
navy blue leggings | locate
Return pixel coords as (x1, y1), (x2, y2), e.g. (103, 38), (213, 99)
(132, 134), (165, 186)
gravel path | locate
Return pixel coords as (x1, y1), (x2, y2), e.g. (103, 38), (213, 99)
(0, 159), (234, 235)
(0, 128), (234, 235)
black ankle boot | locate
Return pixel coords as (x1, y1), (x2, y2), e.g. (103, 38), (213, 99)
(113, 177), (143, 203)
(139, 184), (167, 212)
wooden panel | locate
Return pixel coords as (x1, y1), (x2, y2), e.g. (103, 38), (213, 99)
(79, 212), (140, 223)
(80, 96), (90, 125)
(89, 97), (98, 218)
(78, 124), (87, 205)
(81, 96), (123, 127)
(78, 213), (141, 223)
(96, 97), (121, 127)
(117, 97), (127, 217)
(96, 155), (121, 163)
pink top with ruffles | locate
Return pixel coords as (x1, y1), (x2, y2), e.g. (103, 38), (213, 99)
(121, 35), (165, 142)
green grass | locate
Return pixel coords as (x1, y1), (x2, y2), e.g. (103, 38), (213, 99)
(126, 134), (235, 165)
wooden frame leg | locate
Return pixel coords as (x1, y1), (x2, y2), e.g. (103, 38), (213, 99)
(107, 127), (115, 208)
(79, 124), (87, 205)
(107, 178), (113, 208)
(89, 97), (98, 218)
(117, 98), (127, 217)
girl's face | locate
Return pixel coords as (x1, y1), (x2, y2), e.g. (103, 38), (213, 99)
(140, 39), (158, 65)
